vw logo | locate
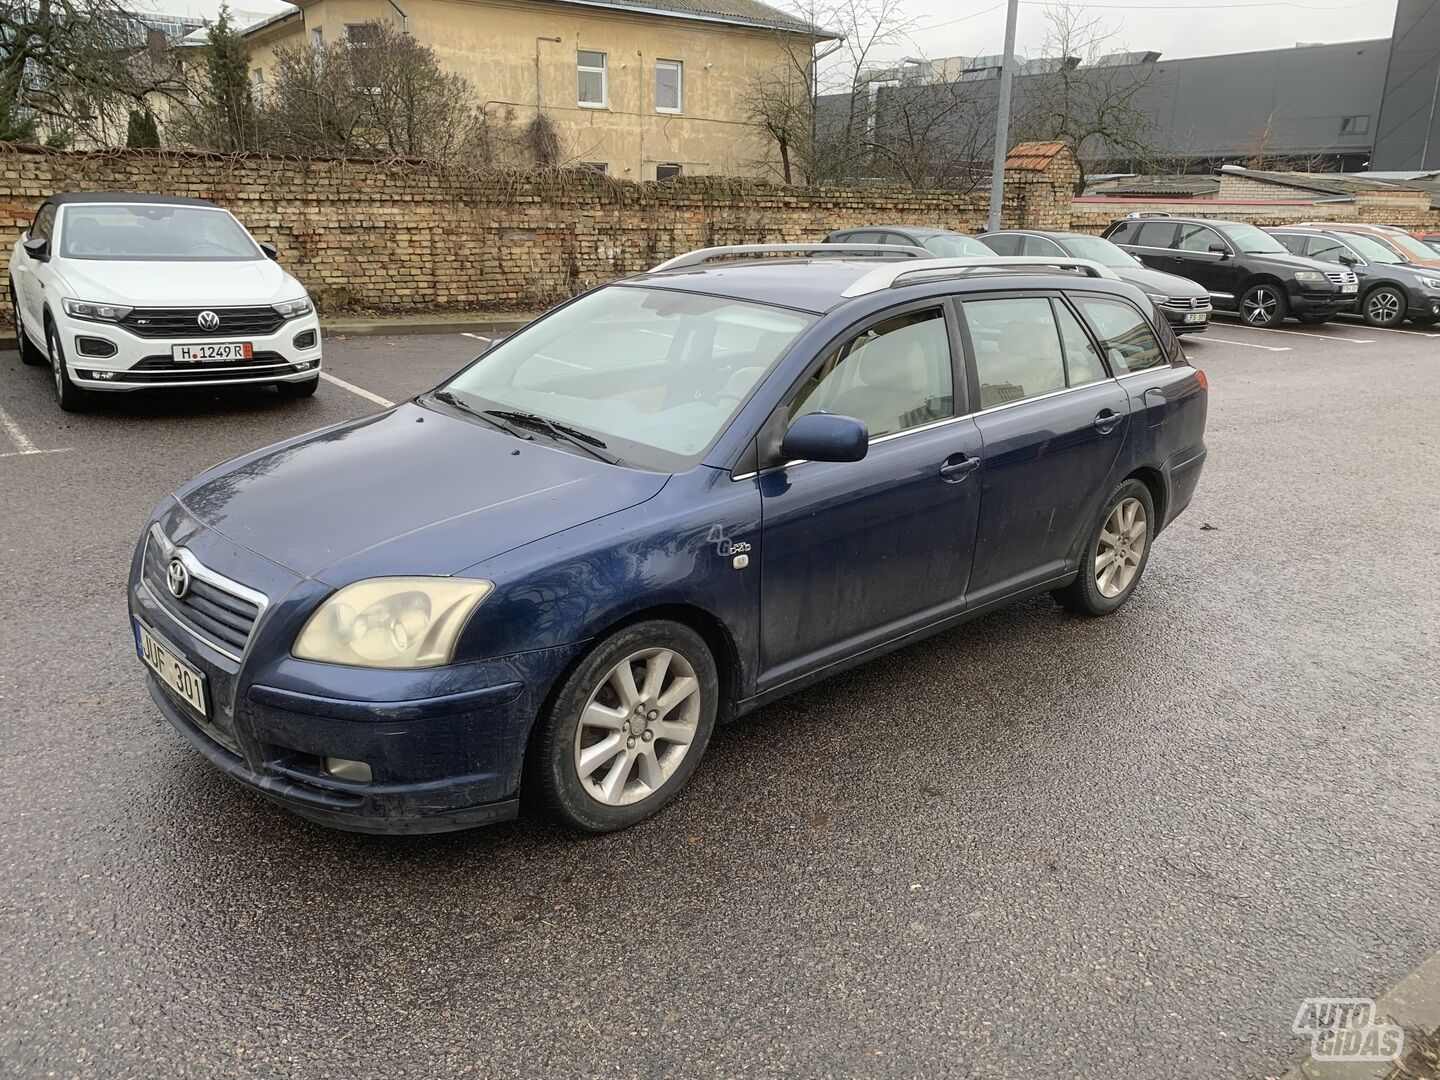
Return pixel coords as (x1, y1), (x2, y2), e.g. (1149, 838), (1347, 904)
(197, 310), (220, 331)
(166, 557), (191, 599)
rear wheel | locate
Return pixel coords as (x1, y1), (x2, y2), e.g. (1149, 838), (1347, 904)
(1360, 286), (1405, 327)
(1053, 479), (1156, 616)
(275, 375), (319, 398)
(9, 284), (44, 366)
(1240, 283), (1288, 328)
(527, 620), (718, 833)
(46, 319), (92, 412)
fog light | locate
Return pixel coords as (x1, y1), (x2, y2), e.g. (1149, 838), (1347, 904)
(295, 360), (312, 370)
(88, 369), (117, 380)
(76, 336), (117, 358)
(324, 757), (372, 783)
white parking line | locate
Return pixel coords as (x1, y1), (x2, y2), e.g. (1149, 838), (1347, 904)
(1201, 336), (1292, 352)
(461, 332), (492, 344)
(1333, 317), (1440, 339)
(0, 403), (39, 454)
(1212, 316), (1374, 344)
(318, 371), (395, 408)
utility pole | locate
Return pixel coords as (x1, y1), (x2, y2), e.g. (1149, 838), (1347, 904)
(986, 0), (1021, 232)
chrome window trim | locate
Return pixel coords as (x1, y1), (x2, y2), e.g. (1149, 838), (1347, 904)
(143, 524), (270, 662)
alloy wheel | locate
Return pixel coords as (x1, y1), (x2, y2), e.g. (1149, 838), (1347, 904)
(1365, 290), (1402, 325)
(1242, 288), (1279, 325)
(1095, 497), (1148, 598)
(573, 647), (701, 807)
(47, 327), (63, 396)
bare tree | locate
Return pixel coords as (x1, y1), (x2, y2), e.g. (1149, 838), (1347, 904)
(1239, 110), (1331, 172)
(1013, 1), (1161, 188)
(862, 77), (994, 191)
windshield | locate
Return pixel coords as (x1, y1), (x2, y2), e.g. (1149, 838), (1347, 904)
(1344, 233), (1406, 264)
(1383, 233), (1440, 262)
(58, 204), (261, 261)
(921, 233), (993, 258)
(1223, 224), (1287, 254)
(1056, 235), (1139, 268)
(434, 286), (817, 471)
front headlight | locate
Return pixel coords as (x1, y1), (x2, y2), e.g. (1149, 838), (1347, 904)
(62, 298), (132, 322)
(1146, 292), (1168, 305)
(1418, 277), (1440, 291)
(1294, 271), (1327, 284)
(293, 577), (494, 669)
(273, 295), (313, 318)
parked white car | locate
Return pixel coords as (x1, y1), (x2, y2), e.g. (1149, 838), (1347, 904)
(7, 193), (322, 411)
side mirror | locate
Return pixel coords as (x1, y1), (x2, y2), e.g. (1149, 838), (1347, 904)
(1207, 242), (1229, 257)
(259, 241), (279, 260)
(780, 413), (869, 463)
(1338, 254), (1358, 267)
(22, 237), (48, 262)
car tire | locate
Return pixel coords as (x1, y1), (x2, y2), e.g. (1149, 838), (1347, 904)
(1239, 283), (1288, 328)
(46, 319), (92, 412)
(1053, 478), (1156, 617)
(527, 619), (719, 833)
(1360, 286), (1406, 327)
(9, 284), (45, 366)
(275, 375), (319, 398)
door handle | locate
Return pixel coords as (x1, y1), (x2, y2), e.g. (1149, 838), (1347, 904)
(1093, 409), (1122, 434)
(939, 454), (980, 481)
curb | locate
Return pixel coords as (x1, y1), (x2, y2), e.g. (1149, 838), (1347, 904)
(1, 317), (533, 352)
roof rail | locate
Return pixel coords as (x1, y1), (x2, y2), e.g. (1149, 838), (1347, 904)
(1123, 211), (1174, 218)
(649, 243), (930, 273)
(840, 256), (1119, 297)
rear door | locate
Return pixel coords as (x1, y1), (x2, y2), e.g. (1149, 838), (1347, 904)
(958, 292), (1129, 604)
(1126, 220), (1182, 276)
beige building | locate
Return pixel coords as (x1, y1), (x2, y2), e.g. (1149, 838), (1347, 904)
(234, 0), (830, 179)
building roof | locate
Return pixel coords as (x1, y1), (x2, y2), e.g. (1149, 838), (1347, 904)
(1004, 142), (1067, 171)
(1090, 175), (1222, 197)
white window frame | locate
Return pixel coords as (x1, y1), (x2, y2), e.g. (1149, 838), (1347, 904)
(655, 59), (683, 114)
(578, 50), (608, 109)
(580, 161), (609, 174)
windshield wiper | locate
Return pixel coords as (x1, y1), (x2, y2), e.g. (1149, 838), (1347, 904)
(483, 409), (624, 466)
(428, 391), (533, 441)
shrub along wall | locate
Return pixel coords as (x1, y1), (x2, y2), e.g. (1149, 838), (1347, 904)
(0, 145), (1070, 319)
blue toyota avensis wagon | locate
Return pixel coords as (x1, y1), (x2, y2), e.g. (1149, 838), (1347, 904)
(129, 245), (1208, 834)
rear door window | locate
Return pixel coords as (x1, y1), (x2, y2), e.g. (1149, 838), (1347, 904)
(1073, 295), (1167, 373)
(1105, 221), (1137, 244)
(1136, 221), (1179, 248)
(1021, 235), (1067, 256)
(1053, 301), (1108, 386)
(962, 296), (1068, 408)
(982, 234), (1022, 256)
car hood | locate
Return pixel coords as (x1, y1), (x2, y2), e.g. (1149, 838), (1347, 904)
(175, 403), (669, 582)
(54, 258), (301, 307)
(1114, 265), (1208, 297)
(1239, 251), (1339, 273)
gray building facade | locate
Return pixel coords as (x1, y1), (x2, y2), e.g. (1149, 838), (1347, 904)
(1373, 0), (1440, 170)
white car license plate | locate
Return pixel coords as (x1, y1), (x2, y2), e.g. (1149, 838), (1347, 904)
(1184, 312), (1208, 324)
(172, 341), (254, 363)
(136, 621), (207, 715)
(1341, 284), (1358, 294)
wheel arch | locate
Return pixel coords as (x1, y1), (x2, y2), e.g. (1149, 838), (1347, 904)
(1124, 465), (1167, 532)
(1240, 272), (1287, 293)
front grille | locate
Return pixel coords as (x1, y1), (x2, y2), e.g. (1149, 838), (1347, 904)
(121, 306), (285, 338)
(121, 352), (305, 383)
(1325, 271), (1359, 286)
(1164, 295), (1213, 310)
(143, 528), (263, 657)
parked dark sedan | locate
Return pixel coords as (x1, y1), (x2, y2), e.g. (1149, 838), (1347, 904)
(980, 229), (1212, 334)
(129, 245), (1208, 836)
(1269, 226), (1440, 326)
(824, 225), (995, 257)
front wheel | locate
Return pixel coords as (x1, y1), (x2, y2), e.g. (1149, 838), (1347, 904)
(10, 284), (44, 366)
(1360, 286), (1405, 327)
(1240, 283), (1288, 328)
(1053, 479), (1156, 616)
(46, 321), (92, 412)
(528, 620), (719, 833)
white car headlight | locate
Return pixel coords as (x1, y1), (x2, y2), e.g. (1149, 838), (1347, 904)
(294, 577), (494, 669)
(1294, 271), (1327, 283)
(273, 296), (314, 318)
(1418, 277), (1440, 291)
(1146, 292), (1168, 304)
(63, 298), (132, 322)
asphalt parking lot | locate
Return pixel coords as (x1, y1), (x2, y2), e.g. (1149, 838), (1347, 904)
(2, 313), (1437, 1079)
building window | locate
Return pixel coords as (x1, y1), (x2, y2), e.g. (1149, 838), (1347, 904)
(578, 50), (607, 108)
(1339, 115), (1369, 134)
(656, 59), (682, 114)
(311, 26), (323, 49)
(579, 162), (609, 174)
(251, 68), (264, 103)
(656, 163), (682, 180)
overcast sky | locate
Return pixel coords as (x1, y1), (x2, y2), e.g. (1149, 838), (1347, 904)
(142, 0), (1399, 63)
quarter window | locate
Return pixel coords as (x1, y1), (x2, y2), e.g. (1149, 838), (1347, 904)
(1073, 296), (1166, 373)
(963, 297), (1068, 408)
(1053, 301), (1107, 386)
(656, 59), (682, 113)
(578, 50), (607, 107)
(790, 308), (953, 439)
(1021, 235), (1066, 256)
(983, 234), (1022, 255)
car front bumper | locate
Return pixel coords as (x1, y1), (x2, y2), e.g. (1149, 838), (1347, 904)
(1156, 301), (1212, 334)
(1286, 285), (1353, 314)
(127, 514), (586, 834)
(58, 309), (322, 392)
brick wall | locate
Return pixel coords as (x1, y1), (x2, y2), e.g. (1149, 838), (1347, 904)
(0, 144), (1072, 322)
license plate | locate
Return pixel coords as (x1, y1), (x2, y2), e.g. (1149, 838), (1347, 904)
(1341, 284), (1358, 294)
(136, 621), (207, 715)
(1184, 312), (1208, 324)
(172, 342), (253, 362)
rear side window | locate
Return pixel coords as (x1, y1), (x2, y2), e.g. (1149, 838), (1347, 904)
(963, 296), (1068, 408)
(1021, 235), (1066, 256)
(1136, 221), (1179, 248)
(982, 234), (1022, 256)
(1053, 302), (1107, 386)
(1105, 221), (1136, 244)
(1073, 296), (1167, 373)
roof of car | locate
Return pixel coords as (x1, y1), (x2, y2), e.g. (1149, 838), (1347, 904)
(981, 229), (1101, 240)
(626, 258), (1137, 314)
(42, 192), (220, 208)
(830, 226), (966, 238)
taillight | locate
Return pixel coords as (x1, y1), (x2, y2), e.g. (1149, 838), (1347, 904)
(1194, 369), (1208, 391)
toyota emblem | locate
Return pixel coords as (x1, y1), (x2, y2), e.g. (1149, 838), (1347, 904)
(166, 557), (191, 599)
(197, 310), (220, 331)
